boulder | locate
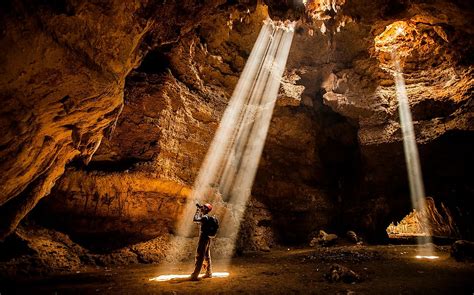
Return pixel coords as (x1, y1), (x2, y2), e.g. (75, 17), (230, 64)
(346, 231), (363, 244)
(325, 263), (361, 283)
(310, 230), (339, 247)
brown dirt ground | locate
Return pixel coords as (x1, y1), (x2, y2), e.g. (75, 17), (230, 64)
(1, 245), (473, 294)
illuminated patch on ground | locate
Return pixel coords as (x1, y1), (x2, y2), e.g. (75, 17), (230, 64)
(415, 255), (439, 260)
(149, 272), (230, 282)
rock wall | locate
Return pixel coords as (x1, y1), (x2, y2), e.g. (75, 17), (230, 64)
(0, 0), (240, 240)
(0, 0), (152, 240)
(35, 0), (474, 246)
(0, 224), (238, 278)
(334, 1), (474, 240)
(32, 4), (278, 251)
(268, 0), (474, 241)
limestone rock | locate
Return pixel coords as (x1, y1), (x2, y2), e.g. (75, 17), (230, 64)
(235, 198), (276, 253)
(310, 230), (339, 247)
(325, 263), (361, 283)
(0, 225), (239, 276)
(0, 225), (88, 277)
(0, 0), (151, 240)
(277, 71), (305, 107)
(0, 0), (229, 240)
(387, 197), (460, 238)
(36, 170), (192, 241)
(346, 231), (362, 244)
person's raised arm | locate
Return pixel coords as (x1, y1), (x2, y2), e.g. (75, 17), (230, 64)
(193, 208), (203, 223)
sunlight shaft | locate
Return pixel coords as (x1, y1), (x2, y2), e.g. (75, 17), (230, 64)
(168, 19), (295, 264)
(392, 55), (433, 256)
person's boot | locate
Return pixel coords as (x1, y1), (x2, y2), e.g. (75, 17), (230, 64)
(189, 273), (200, 281)
(202, 259), (212, 278)
(202, 266), (212, 279)
(202, 272), (212, 279)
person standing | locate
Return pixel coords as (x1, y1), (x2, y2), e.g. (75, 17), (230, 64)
(190, 203), (218, 280)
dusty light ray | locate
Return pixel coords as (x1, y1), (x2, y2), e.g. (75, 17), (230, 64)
(192, 23), (271, 202)
(161, 24), (276, 265)
(174, 22), (273, 239)
(217, 28), (277, 198)
(220, 28), (283, 199)
(392, 54), (434, 257)
(229, 29), (290, 206)
(221, 28), (295, 259)
(161, 20), (295, 270)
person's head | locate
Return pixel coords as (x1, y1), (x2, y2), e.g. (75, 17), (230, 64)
(202, 203), (212, 214)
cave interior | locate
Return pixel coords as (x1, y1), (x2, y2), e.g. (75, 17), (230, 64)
(0, 0), (473, 293)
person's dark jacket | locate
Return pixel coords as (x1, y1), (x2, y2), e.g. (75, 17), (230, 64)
(193, 211), (214, 237)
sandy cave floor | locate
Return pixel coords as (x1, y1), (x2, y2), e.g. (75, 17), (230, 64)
(1, 245), (473, 294)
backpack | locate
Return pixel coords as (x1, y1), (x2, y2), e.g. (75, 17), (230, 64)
(206, 215), (219, 237)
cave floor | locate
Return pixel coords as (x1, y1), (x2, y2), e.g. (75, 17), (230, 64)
(1, 245), (473, 294)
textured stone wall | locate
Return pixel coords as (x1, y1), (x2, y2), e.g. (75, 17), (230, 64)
(0, 0), (232, 240)
(0, 0), (152, 240)
(34, 4), (278, 250)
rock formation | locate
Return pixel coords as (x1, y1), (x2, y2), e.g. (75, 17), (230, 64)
(0, 0), (239, 240)
(386, 197), (459, 238)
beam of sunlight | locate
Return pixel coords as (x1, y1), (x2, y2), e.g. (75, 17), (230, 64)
(150, 272), (230, 282)
(162, 19), (295, 271)
(392, 53), (434, 257)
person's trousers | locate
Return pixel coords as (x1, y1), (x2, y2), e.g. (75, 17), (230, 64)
(192, 235), (212, 276)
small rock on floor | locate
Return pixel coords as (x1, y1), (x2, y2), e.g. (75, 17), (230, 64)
(325, 263), (361, 284)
